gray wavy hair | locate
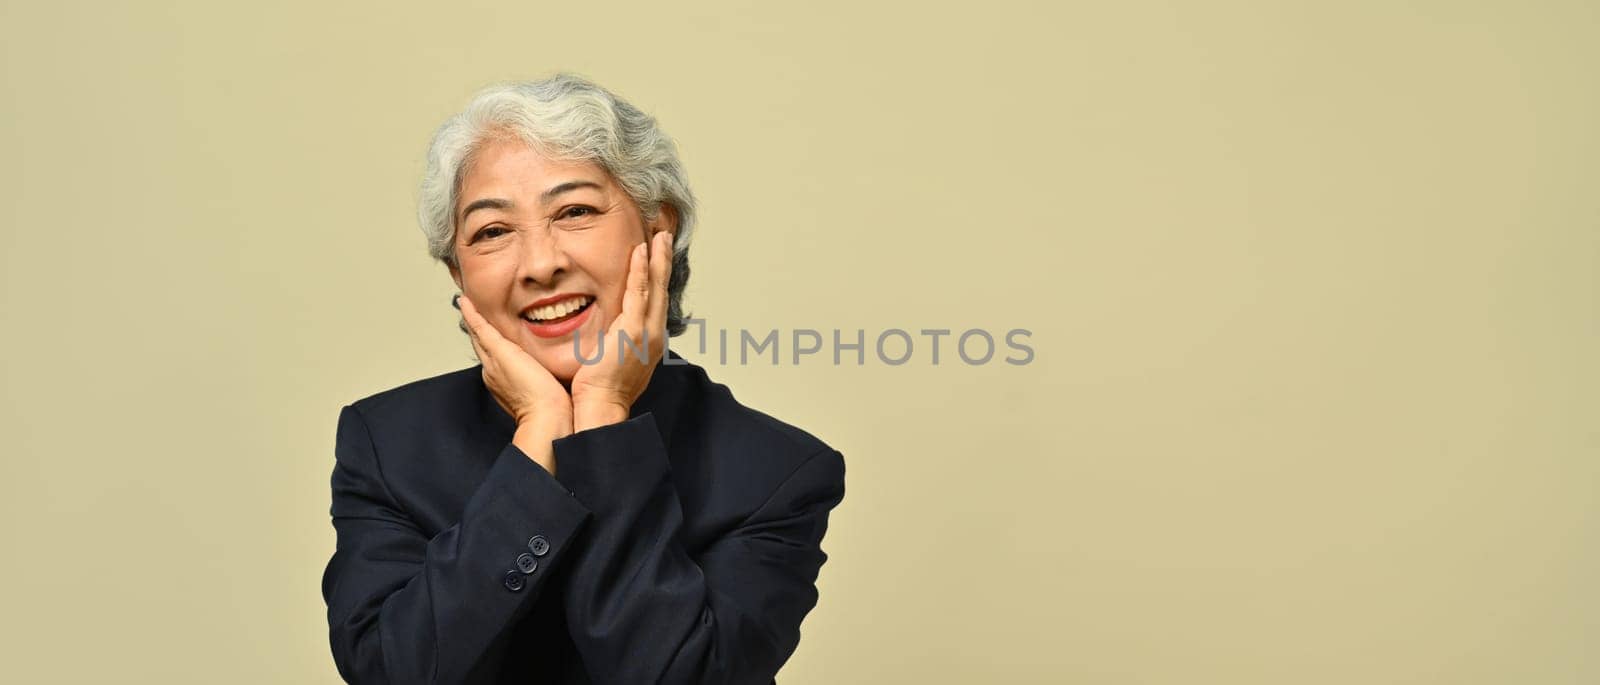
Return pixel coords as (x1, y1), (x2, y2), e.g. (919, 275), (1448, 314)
(418, 73), (697, 337)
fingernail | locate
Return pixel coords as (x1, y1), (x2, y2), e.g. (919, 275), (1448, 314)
(452, 293), (461, 310)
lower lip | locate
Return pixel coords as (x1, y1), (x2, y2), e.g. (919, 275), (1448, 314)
(521, 302), (594, 339)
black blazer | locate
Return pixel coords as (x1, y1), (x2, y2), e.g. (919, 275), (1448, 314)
(320, 350), (846, 684)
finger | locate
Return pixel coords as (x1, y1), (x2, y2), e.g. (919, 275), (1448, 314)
(457, 300), (491, 365)
(466, 323), (490, 366)
(457, 293), (485, 341)
(619, 240), (649, 328)
(646, 231), (672, 332)
(458, 293), (513, 353)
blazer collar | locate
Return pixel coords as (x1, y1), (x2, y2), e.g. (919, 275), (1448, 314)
(476, 348), (691, 448)
(631, 348), (690, 448)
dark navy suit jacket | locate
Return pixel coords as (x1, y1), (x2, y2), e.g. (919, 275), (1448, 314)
(320, 351), (846, 684)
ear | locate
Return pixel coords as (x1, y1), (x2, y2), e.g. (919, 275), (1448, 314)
(651, 203), (679, 240)
(447, 259), (463, 290)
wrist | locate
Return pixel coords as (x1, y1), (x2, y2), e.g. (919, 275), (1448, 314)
(516, 420), (572, 442)
(516, 407), (573, 441)
(512, 418), (569, 477)
(515, 399), (572, 428)
(573, 398), (630, 432)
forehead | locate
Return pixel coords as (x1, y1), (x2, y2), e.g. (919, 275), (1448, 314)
(458, 138), (612, 200)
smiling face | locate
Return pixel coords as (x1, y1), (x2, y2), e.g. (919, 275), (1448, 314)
(447, 137), (673, 383)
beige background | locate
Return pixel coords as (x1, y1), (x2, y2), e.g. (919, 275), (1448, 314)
(2, 1), (1596, 682)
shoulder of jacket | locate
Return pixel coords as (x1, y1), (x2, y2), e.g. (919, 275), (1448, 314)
(682, 363), (837, 461)
(346, 365), (481, 421)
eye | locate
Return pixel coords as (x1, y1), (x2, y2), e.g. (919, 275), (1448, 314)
(473, 226), (510, 241)
(559, 205), (596, 220)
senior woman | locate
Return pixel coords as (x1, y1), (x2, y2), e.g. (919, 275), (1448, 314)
(320, 74), (847, 684)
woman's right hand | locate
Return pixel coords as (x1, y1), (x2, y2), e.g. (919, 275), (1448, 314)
(457, 293), (573, 475)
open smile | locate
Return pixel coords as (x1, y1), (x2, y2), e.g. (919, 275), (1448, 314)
(520, 295), (595, 338)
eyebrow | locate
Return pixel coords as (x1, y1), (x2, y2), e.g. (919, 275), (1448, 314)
(458, 180), (605, 223)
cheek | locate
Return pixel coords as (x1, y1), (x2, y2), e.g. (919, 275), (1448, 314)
(461, 256), (513, 288)
(605, 256), (640, 311)
(576, 244), (639, 306)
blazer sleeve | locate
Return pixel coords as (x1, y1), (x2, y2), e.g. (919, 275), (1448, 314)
(320, 404), (593, 684)
(550, 411), (847, 685)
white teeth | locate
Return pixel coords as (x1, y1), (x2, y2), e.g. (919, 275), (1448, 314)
(524, 296), (592, 322)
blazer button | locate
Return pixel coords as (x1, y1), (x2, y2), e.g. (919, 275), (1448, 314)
(527, 535), (550, 557)
(515, 552), (539, 574)
(503, 570), (525, 592)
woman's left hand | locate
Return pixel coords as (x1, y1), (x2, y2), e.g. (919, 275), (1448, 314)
(570, 229), (673, 431)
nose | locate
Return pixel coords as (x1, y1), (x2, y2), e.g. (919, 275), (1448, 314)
(516, 222), (571, 287)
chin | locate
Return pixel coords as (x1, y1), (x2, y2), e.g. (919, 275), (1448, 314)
(532, 352), (579, 383)
(551, 364), (578, 386)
